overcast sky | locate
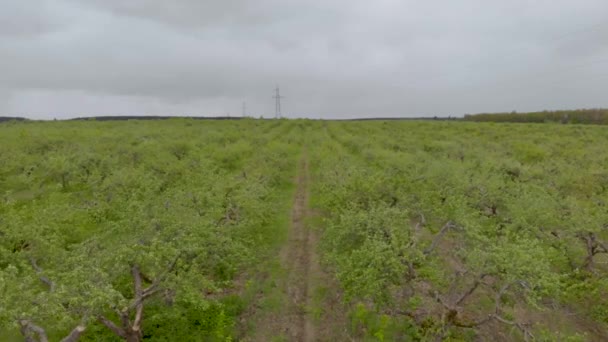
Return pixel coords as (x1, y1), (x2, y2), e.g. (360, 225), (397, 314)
(1, 1), (607, 119)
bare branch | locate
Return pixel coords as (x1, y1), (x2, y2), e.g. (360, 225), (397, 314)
(29, 258), (55, 292)
(452, 314), (493, 328)
(406, 261), (416, 279)
(19, 320), (49, 342)
(494, 280), (528, 313)
(492, 314), (517, 325)
(132, 266), (144, 330)
(383, 307), (422, 321)
(125, 287), (163, 317)
(492, 314), (535, 341)
(435, 278), (532, 336)
(433, 291), (451, 310)
(19, 328), (35, 342)
(487, 280), (535, 339)
(128, 254), (181, 312)
(142, 286), (163, 300)
(97, 316), (126, 338)
(29, 258), (42, 272)
(448, 312), (533, 340)
(101, 255), (183, 340)
(118, 310), (131, 331)
(60, 325), (86, 342)
(410, 214), (426, 236)
(454, 273), (489, 306)
(139, 272), (154, 284)
(141, 253), (181, 294)
(577, 232), (608, 270)
(424, 222), (455, 256)
(18, 321), (35, 342)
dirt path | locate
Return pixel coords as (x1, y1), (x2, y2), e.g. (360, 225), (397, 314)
(244, 154), (318, 342)
(282, 154), (315, 341)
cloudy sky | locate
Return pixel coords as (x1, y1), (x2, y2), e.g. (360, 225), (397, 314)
(1, 1), (607, 119)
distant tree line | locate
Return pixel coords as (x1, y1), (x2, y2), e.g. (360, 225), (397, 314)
(0, 117), (27, 123)
(0, 116), (249, 123)
(464, 108), (608, 125)
(346, 116), (458, 121)
(69, 116), (245, 121)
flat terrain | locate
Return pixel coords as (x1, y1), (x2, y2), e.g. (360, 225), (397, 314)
(1, 119), (607, 341)
(245, 155), (318, 342)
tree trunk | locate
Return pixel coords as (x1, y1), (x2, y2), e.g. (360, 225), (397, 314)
(98, 314), (142, 342)
(98, 257), (179, 341)
(578, 232), (605, 270)
(124, 328), (143, 342)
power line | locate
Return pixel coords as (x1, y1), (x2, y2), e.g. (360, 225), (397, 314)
(273, 86), (284, 119)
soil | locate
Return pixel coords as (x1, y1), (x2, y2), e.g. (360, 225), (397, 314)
(243, 155), (319, 341)
(280, 155), (315, 341)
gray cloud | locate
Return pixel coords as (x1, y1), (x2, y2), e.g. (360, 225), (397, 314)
(0, 1), (71, 37)
(1, 0), (608, 119)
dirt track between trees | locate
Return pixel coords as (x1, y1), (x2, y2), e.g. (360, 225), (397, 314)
(245, 155), (318, 342)
(282, 155), (315, 341)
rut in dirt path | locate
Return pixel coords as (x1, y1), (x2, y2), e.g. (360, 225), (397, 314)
(281, 155), (316, 342)
(240, 153), (349, 342)
(242, 154), (319, 342)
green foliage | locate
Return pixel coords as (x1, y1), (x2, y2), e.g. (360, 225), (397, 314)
(350, 303), (421, 341)
(310, 120), (608, 340)
(0, 119), (300, 340)
(141, 301), (233, 341)
(2, 119), (608, 340)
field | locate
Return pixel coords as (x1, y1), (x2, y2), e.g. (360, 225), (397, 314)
(1, 119), (607, 341)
